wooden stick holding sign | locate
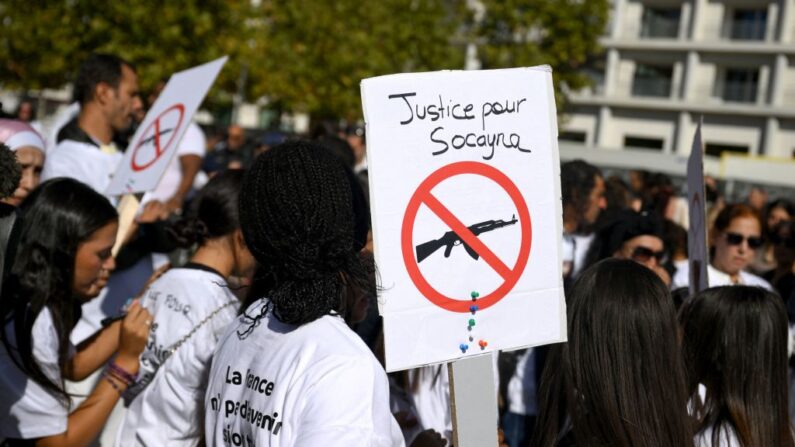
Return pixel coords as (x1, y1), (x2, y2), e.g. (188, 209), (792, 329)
(448, 353), (499, 447)
(111, 194), (142, 257)
(687, 118), (710, 295)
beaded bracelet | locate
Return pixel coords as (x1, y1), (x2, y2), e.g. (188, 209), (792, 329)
(108, 361), (137, 384)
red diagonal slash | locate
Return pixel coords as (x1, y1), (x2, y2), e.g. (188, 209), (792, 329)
(153, 116), (162, 155)
(422, 192), (513, 280)
(131, 103), (185, 172)
(401, 161), (532, 313)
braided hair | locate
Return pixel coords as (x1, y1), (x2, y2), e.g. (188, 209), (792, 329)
(239, 140), (370, 325)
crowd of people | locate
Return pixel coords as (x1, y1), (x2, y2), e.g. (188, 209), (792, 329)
(0, 52), (793, 447)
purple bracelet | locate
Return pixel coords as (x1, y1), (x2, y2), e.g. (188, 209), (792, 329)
(103, 372), (124, 395)
(107, 368), (132, 386)
(108, 361), (137, 384)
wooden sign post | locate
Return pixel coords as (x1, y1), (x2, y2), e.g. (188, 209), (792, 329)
(448, 353), (499, 446)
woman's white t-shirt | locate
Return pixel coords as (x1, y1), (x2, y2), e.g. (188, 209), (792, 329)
(0, 307), (73, 439)
(695, 425), (741, 447)
(117, 266), (239, 446)
(204, 298), (404, 447)
(690, 384), (741, 447)
(672, 263), (773, 291)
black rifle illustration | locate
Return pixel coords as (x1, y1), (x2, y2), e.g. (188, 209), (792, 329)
(415, 215), (518, 263)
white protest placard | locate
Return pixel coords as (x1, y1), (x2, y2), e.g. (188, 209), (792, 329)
(106, 56), (227, 196)
(362, 67), (566, 371)
(687, 119), (709, 295)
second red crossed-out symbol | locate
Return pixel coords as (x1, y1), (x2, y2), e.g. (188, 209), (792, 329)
(401, 161), (532, 313)
(131, 103), (185, 172)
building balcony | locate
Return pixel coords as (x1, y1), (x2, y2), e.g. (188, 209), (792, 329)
(721, 82), (758, 103)
(600, 38), (795, 55)
(729, 21), (766, 41)
(567, 93), (795, 119)
(631, 77), (672, 98)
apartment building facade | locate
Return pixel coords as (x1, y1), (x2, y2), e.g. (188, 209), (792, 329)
(562, 0), (795, 159)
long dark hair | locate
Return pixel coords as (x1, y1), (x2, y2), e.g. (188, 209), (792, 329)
(0, 178), (117, 404)
(679, 286), (794, 447)
(170, 169), (245, 247)
(238, 140), (370, 325)
(533, 259), (692, 447)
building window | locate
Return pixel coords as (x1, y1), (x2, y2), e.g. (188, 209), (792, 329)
(631, 64), (673, 98)
(640, 7), (680, 38)
(624, 136), (664, 151)
(705, 143), (749, 157)
(583, 62), (606, 95)
(729, 9), (767, 40)
(717, 68), (759, 103)
(559, 131), (587, 143)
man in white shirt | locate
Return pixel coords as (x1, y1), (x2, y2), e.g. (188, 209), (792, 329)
(41, 53), (143, 196)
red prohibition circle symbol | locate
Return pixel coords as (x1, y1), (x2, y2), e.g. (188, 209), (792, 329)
(131, 103), (185, 172)
(401, 161), (532, 313)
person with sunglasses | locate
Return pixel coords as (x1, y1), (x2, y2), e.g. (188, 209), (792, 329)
(673, 203), (773, 291)
(582, 209), (670, 285)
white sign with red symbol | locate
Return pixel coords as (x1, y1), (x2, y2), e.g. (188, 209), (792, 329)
(362, 67), (567, 371)
(106, 57), (227, 196)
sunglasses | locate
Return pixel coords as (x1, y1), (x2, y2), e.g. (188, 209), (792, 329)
(724, 232), (764, 249)
(630, 246), (666, 263)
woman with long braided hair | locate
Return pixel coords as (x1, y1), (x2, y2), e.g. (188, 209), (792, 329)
(203, 140), (403, 446)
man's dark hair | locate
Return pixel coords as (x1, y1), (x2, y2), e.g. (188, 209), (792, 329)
(73, 53), (135, 106)
(561, 159), (601, 230)
(561, 160), (600, 209)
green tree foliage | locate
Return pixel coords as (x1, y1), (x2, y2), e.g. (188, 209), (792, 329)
(250, 0), (468, 121)
(0, 0), (252, 97)
(476, 0), (609, 111)
(1, 1), (607, 120)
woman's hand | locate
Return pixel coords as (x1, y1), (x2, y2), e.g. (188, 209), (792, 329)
(116, 300), (152, 373)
